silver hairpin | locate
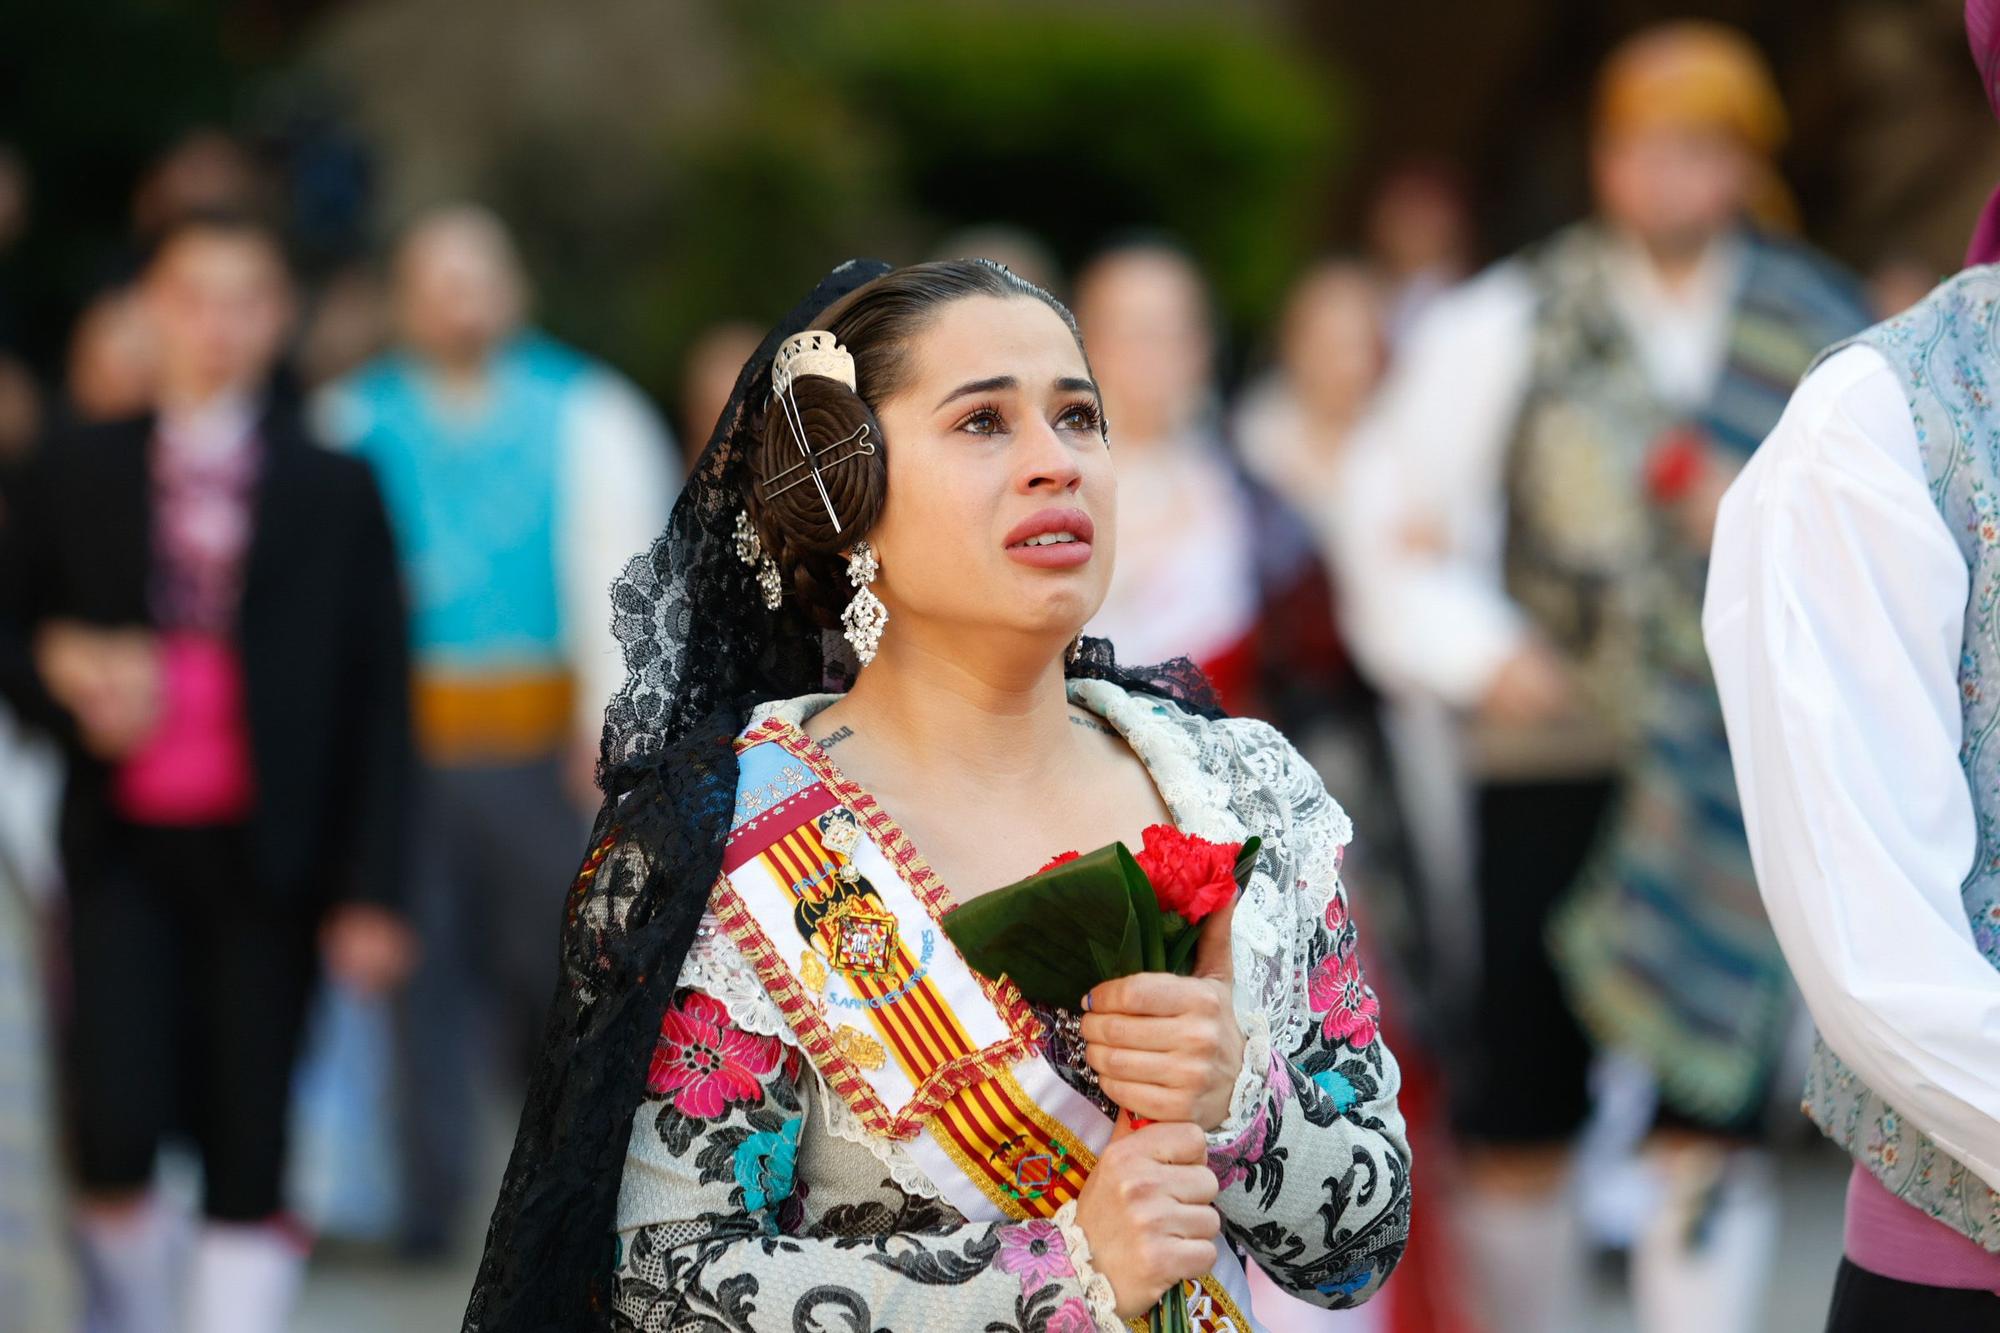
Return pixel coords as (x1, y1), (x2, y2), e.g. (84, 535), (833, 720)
(767, 331), (867, 534)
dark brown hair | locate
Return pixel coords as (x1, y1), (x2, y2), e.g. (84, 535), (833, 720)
(745, 258), (1084, 626)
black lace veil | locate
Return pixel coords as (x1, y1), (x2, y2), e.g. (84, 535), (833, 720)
(463, 260), (1219, 1332)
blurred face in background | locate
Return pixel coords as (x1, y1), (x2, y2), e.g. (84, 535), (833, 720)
(68, 288), (160, 422)
(866, 294), (1115, 654)
(1366, 167), (1471, 282)
(1280, 263), (1386, 425)
(394, 208), (526, 371)
(1592, 123), (1753, 261)
(680, 321), (762, 459)
(141, 227), (292, 407)
(1073, 248), (1213, 448)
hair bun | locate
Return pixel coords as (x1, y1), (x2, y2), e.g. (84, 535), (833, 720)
(747, 372), (888, 625)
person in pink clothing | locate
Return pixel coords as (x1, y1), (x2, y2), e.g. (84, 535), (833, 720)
(0, 213), (416, 1333)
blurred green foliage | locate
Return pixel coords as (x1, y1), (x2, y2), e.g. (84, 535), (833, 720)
(523, 2), (1347, 404)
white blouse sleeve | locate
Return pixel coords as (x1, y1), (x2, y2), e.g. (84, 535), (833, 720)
(1333, 263), (1538, 707)
(1704, 343), (2000, 1193)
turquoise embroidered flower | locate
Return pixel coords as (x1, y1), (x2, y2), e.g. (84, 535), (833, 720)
(734, 1117), (802, 1214)
(1312, 1068), (1359, 1113)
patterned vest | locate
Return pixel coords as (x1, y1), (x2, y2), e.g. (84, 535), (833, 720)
(1802, 265), (2000, 1251)
(1495, 223), (1864, 777)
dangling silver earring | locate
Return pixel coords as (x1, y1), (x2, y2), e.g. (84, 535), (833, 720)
(734, 509), (783, 610)
(842, 541), (888, 664)
(1065, 634), (1082, 666)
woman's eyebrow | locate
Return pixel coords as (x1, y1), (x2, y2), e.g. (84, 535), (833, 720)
(935, 375), (1015, 409)
(1055, 376), (1099, 398)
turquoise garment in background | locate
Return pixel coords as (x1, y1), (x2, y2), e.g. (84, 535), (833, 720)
(332, 333), (591, 672)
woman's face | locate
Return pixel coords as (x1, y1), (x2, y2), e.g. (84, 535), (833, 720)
(864, 294), (1115, 658)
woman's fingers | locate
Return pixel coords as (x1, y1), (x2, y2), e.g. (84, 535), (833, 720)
(1098, 1078), (1202, 1124)
(1078, 1011), (1192, 1052)
(1086, 972), (1219, 1018)
(1084, 1044), (1189, 1087)
(1125, 1119), (1207, 1165)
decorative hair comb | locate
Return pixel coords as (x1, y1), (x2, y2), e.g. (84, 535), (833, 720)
(766, 330), (875, 534)
(771, 330), (857, 395)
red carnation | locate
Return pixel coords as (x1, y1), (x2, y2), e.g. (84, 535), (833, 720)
(1645, 426), (1709, 505)
(1133, 824), (1242, 923)
(1038, 849), (1082, 873)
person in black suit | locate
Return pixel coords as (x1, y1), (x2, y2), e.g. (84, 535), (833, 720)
(0, 211), (414, 1333)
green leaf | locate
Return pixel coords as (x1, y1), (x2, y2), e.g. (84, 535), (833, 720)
(940, 844), (1141, 1009)
(1120, 846), (1169, 973)
(1233, 836), (1262, 887)
(1163, 920), (1203, 976)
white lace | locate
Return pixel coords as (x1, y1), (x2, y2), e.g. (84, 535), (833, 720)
(1053, 1199), (1126, 1333)
(694, 680), (1351, 1197)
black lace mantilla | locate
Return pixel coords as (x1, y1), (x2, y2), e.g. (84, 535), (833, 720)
(463, 261), (1220, 1332)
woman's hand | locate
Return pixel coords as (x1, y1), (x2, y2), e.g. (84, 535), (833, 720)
(1073, 1120), (1221, 1319)
(1080, 904), (1245, 1130)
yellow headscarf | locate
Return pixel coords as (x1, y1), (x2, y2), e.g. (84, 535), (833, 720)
(1594, 22), (1798, 233)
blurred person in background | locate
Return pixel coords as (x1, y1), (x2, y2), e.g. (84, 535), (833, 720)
(129, 129), (266, 246)
(1074, 239), (1345, 732)
(0, 133), (72, 1333)
(679, 320), (761, 472)
(1361, 161), (1475, 349)
(0, 211), (414, 1333)
(1704, 4), (2000, 1326)
(0, 144), (41, 463)
(1233, 260), (1386, 512)
(63, 284), (160, 427)
(932, 222), (1066, 296)
(295, 260), (389, 393)
(1234, 258), (1475, 1333)
(1339, 23), (1869, 1333)
(1865, 250), (1944, 320)
(317, 202), (678, 1254)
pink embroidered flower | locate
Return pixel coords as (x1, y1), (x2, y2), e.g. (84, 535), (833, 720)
(994, 1219), (1074, 1292)
(1046, 1297), (1095, 1333)
(1208, 1100), (1272, 1191)
(646, 990), (781, 1118)
(1308, 952), (1380, 1049)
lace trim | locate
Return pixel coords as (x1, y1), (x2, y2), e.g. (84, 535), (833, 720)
(815, 1067), (943, 1201)
(680, 916), (794, 1043)
(1068, 682), (1349, 1065)
(1053, 1199), (1125, 1333)
(1206, 1010), (1272, 1148)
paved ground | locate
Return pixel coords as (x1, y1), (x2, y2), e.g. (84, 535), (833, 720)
(295, 1126), (1853, 1333)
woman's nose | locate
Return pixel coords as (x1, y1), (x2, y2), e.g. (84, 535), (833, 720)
(1018, 419), (1083, 493)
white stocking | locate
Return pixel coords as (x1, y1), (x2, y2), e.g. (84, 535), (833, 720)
(77, 1195), (181, 1333)
(1451, 1180), (1588, 1333)
(1630, 1146), (1778, 1333)
(183, 1220), (309, 1333)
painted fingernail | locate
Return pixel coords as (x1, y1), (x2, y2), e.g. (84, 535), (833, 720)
(1082, 992), (1092, 1011)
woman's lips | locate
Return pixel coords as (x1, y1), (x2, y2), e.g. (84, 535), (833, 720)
(1004, 507), (1094, 567)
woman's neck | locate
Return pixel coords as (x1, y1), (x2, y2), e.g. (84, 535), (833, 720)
(830, 629), (1078, 788)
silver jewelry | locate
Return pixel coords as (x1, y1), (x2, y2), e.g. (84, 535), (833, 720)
(841, 541), (888, 664)
(1051, 1008), (1095, 1085)
(733, 509), (784, 609)
(1065, 634), (1082, 666)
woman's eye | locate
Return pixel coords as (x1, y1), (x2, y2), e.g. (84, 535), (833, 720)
(1058, 403), (1101, 432)
(961, 407), (1005, 435)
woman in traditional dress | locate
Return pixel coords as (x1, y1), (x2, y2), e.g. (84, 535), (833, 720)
(464, 259), (1410, 1333)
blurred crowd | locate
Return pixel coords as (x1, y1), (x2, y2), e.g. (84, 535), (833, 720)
(0, 17), (1952, 1333)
